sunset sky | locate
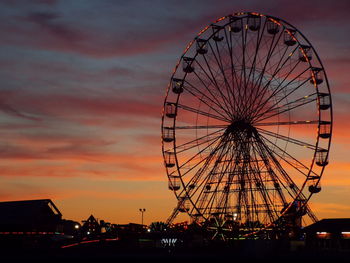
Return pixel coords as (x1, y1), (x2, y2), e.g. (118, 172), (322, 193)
(0, 0), (349, 225)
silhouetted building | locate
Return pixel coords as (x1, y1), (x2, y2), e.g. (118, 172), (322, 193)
(304, 218), (350, 250)
(115, 223), (145, 233)
(81, 215), (101, 236)
(0, 199), (62, 233)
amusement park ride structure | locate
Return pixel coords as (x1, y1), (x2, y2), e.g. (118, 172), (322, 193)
(161, 12), (332, 239)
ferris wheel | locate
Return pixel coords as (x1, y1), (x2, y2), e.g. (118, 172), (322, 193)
(161, 12), (332, 236)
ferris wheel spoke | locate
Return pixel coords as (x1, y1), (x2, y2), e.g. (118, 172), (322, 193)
(184, 78), (229, 117)
(247, 45), (301, 117)
(218, 41), (241, 115)
(177, 103), (230, 123)
(257, 133), (318, 178)
(174, 127), (226, 154)
(180, 131), (231, 185)
(223, 27), (241, 113)
(253, 73), (317, 121)
(198, 54), (234, 118)
(229, 28), (247, 107)
(249, 146), (281, 222)
(252, 61), (310, 120)
(252, 69), (313, 121)
(215, 144), (241, 216)
(243, 19), (270, 112)
(254, 92), (316, 123)
(259, 42), (299, 90)
(176, 132), (226, 174)
(211, 143), (238, 215)
(190, 66), (233, 119)
(256, 127), (317, 150)
(246, 34), (285, 113)
(254, 120), (319, 126)
(190, 138), (234, 215)
(208, 39), (235, 110)
(253, 91), (316, 122)
(240, 22), (249, 108)
(254, 137), (306, 200)
(252, 25), (285, 91)
(244, 30), (287, 115)
(252, 139), (288, 206)
(183, 80), (231, 120)
(175, 124), (227, 130)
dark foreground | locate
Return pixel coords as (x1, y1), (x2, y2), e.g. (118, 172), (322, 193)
(1, 240), (350, 263)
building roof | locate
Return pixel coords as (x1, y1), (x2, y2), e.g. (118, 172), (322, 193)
(0, 199), (62, 225)
(304, 218), (350, 232)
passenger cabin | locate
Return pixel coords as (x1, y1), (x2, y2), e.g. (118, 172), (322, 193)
(310, 67), (324, 85)
(164, 151), (175, 168)
(318, 93), (331, 110)
(162, 127), (175, 142)
(183, 57), (194, 73)
(172, 78), (184, 94)
(248, 15), (260, 31)
(196, 38), (208, 54)
(319, 121), (331, 139)
(309, 184), (321, 193)
(299, 45), (312, 62)
(229, 16), (242, 32)
(284, 29), (297, 46)
(315, 149), (328, 166)
(165, 102), (177, 118)
(212, 25), (224, 42)
(266, 20), (279, 34)
(168, 176), (181, 191)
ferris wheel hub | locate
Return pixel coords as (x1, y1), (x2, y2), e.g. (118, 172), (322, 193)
(226, 120), (256, 137)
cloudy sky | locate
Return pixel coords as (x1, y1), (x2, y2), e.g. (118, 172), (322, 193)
(0, 0), (349, 224)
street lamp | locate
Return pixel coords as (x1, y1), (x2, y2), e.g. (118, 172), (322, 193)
(139, 208), (146, 225)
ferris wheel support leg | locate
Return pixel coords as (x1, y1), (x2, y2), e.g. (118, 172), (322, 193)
(166, 205), (181, 225)
(305, 204), (318, 223)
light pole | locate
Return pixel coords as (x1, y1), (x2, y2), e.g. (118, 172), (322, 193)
(139, 208), (146, 225)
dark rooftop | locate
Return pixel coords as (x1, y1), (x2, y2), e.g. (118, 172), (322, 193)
(304, 218), (350, 232)
(0, 199), (62, 226)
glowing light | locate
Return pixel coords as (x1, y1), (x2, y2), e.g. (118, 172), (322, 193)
(316, 232), (328, 235)
(61, 243), (79, 249)
(81, 240), (99, 244)
(74, 224), (80, 229)
(233, 213), (238, 220)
